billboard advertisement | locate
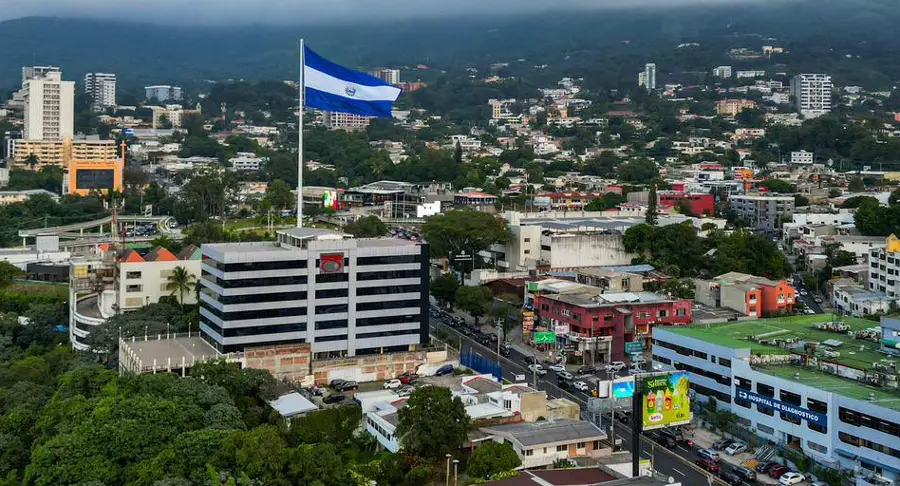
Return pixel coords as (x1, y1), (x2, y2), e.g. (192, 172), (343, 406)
(323, 190), (339, 209)
(611, 377), (635, 399)
(522, 311), (535, 334)
(533, 332), (556, 344)
(641, 372), (691, 431)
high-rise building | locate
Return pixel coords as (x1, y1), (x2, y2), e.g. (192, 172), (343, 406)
(23, 71), (75, 141)
(712, 66), (733, 78)
(642, 63), (657, 91)
(144, 85), (183, 102)
(791, 73), (832, 118)
(323, 111), (372, 131)
(198, 227), (430, 356)
(84, 73), (117, 109)
(22, 66), (60, 86)
(370, 69), (400, 85)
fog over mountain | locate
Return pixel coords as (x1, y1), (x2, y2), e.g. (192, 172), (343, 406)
(1, 0), (788, 25)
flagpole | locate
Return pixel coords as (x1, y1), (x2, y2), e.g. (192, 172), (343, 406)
(297, 38), (305, 228)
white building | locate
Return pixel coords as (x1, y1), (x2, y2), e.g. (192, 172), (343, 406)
(449, 135), (482, 152)
(791, 74), (833, 118)
(868, 235), (900, 299)
(831, 279), (894, 317)
(228, 152), (267, 171)
(84, 73), (117, 109)
(735, 70), (766, 79)
(730, 194), (795, 231)
(370, 69), (400, 85)
(145, 85), (183, 102)
(638, 63), (657, 91)
(323, 111), (372, 131)
(791, 150), (815, 165)
(713, 66), (733, 78)
(23, 71), (75, 141)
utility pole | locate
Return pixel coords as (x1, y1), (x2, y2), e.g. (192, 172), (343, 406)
(631, 377), (642, 478)
(496, 318), (503, 357)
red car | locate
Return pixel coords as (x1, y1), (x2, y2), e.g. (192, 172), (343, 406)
(769, 465), (790, 478)
(695, 458), (720, 473)
(399, 373), (419, 384)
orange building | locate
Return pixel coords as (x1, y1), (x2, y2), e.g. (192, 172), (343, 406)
(704, 272), (797, 317)
(65, 140), (125, 196)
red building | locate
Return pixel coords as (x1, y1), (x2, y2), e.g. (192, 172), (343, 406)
(657, 192), (715, 216)
(534, 292), (692, 362)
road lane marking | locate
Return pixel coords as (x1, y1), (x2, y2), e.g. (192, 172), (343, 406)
(672, 468), (686, 476)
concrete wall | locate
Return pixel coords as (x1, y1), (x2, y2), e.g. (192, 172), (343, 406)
(519, 391), (549, 422)
(547, 234), (636, 268)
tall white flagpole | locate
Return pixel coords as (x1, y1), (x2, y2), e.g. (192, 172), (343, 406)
(297, 38), (305, 228)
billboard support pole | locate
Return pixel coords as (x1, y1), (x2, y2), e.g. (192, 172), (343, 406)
(631, 377), (642, 478)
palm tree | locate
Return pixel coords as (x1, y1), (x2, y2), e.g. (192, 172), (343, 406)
(25, 153), (39, 170)
(166, 266), (197, 310)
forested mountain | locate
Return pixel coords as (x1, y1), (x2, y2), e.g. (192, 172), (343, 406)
(1, 0), (900, 91)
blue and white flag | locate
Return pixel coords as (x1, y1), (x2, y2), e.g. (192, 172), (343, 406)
(303, 45), (401, 118)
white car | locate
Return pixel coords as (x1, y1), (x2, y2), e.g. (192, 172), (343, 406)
(799, 290), (809, 296)
(779, 472), (806, 486)
(527, 364), (547, 376)
(573, 381), (590, 391)
(605, 361), (626, 372)
(557, 370), (574, 380)
(548, 363), (566, 372)
(725, 442), (747, 455)
(383, 379), (402, 389)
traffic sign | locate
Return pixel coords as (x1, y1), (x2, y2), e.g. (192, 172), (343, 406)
(625, 342), (643, 353)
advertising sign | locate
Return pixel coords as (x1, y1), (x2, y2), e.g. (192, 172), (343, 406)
(642, 372), (691, 431)
(735, 389), (826, 424)
(611, 377), (635, 399)
(320, 253), (344, 273)
(323, 190), (339, 209)
(554, 323), (570, 335)
(533, 332), (556, 344)
(522, 311), (535, 334)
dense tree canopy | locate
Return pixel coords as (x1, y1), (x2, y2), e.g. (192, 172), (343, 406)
(421, 210), (512, 262)
(396, 387), (470, 459)
(343, 216), (388, 238)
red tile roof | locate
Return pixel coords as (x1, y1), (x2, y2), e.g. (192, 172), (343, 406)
(119, 249), (145, 263)
(145, 247), (178, 262)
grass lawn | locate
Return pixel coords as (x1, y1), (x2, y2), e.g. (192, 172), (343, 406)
(5, 281), (68, 299)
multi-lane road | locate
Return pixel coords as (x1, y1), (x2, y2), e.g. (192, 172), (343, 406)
(430, 315), (758, 486)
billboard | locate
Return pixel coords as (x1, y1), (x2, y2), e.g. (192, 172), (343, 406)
(554, 323), (570, 335)
(641, 372), (691, 431)
(533, 332), (556, 344)
(323, 190), (339, 209)
(611, 377), (635, 399)
(522, 311), (535, 334)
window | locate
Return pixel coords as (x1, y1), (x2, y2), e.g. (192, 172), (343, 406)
(316, 304), (349, 314)
(807, 398), (827, 414)
(676, 308), (686, 316)
(593, 440), (601, 450)
(576, 442), (586, 449)
(524, 449), (533, 456)
(658, 309), (669, 318)
(653, 354), (671, 365)
(524, 249), (531, 254)
(317, 334), (347, 342)
(126, 271), (142, 279)
(719, 358), (732, 367)
(757, 423), (775, 435)
(757, 383), (775, 397)
(556, 444), (568, 452)
(316, 288), (349, 299)
(807, 441), (827, 454)
(808, 422), (827, 434)
(357, 300), (420, 312)
(734, 396), (751, 408)
(735, 376), (752, 390)
(357, 255), (420, 266)
(780, 390), (801, 406)
(316, 273), (349, 284)
(693, 350), (708, 360)
(780, 412), (801, 425)
(126, 284), (142, 292)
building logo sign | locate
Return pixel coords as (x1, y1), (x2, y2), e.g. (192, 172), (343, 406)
(320, 253), (344, 273)
(735, 390), (826, 425)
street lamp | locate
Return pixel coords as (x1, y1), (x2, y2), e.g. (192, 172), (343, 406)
(445, 454), (452, 486)
(453, 459), (459, 486)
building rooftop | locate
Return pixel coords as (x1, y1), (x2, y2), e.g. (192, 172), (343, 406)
(268, 392), (318, 418)
(661, 315), (900, 410)
(119, 335), (222, 373)
(480, 419), (606, 447)
(463, 376), (503, 394)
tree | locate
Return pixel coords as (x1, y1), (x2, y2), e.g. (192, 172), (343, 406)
(617, 159), (659, 183)
(396, 387), (470, 459)
(288, 406), (361, 448)
(264, 179), (294, 211)
(794, 194), (810, 207)
(24, 154), (39, 170)
(855, 204), (900, 236)
(890, 188), (900, 206)
(421, 210), (511, 262)
(344, 216), (388, 238)
(453, 141), (462, 165)
(848, 176), (865, 192)
(758, 179), (793, 193)
(430, 274), (460, 310)
(674, 198), (694, 216)
(840, 195), (879, 209)
(455, 286), (493, 325)
(645, 184), (659, 226)
(0, 262), (23, 286)
(467, 441), (521, 479)
(166, 266), (197, 311)
(584, 197), (605, 211)
(827, 188), (842, 198)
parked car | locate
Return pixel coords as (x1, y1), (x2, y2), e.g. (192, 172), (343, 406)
(628, 364), (644, 374)
(719, 471), (743, 486)
(659, 427), (685, 444)
(648, 431), (676, 448)
(329, 379), (347, 389)
(725, 441), (747, 455)
(524, 356), (537, 365)
(527, 364), (547, 376)
(337, 381), (358, 392)
(397, 386), (415, 397)
(734, 466), (757, 482)
(769, 465), (790, 479)
(399, 372), (418, 384)
(557, 370), (574, 380)
(576, 366), (596, 375)
(712, 438), (733, 450)
(755, 462), (778, 473)
(695, 458), (720, 473)
(499, 345), (511, 357)
(323, 394), (345, 404)
(697, 448), (720, 462)
(308, 385), (326, 396)
(435, 364), (455, 376)
(383, 379), (402, 390)
(779, 472), (806, 485)
(573, 381), (590, 391)
(605, 361), (626, 372)
(558, 380), (575, 392)
(548, 363), (566, 372)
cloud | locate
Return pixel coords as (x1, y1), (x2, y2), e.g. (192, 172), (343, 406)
(0, 0), (779, 25)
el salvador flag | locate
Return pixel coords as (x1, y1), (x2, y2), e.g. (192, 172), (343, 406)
(304, 45), (402, 118)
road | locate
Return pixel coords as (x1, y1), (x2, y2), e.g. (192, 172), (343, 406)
(792, 274), (826, 314)
(430, 316), (743, 486)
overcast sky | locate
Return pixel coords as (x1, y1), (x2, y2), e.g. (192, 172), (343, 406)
(1, 0), (777, 25)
